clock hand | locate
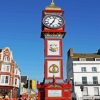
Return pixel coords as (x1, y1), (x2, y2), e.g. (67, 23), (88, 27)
(49, 17), (56, 26)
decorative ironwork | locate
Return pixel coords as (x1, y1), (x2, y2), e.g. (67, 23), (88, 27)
(75, 82), (100, 86)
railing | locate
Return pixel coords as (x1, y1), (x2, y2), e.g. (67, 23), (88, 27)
(74, 82), (100, 85)
(79, 95), (100, 99)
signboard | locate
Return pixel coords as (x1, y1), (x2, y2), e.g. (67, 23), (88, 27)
(48, 90), (62, 97)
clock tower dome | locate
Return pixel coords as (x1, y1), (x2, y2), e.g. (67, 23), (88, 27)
(37, 1), (71, 100)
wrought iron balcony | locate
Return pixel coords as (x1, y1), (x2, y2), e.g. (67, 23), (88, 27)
(74, 82), (100, 86)
(82, 95), (100, 99)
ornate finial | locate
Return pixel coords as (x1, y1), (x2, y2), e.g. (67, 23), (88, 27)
(51, 0), (55, 5)
(45, 0), (61, 10)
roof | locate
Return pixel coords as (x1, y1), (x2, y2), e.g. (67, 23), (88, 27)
(68, 48), (100, 59)
(0, 47), (10, 53)
(72, 53), (100, 58)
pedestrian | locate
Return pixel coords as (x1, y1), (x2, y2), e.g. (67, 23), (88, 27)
(18, 95), (22, 100)
(24, 98), (27, 100)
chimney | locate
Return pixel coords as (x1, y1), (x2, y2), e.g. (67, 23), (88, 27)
(97, 49), (100, 55)
(68, 48), (73, 57)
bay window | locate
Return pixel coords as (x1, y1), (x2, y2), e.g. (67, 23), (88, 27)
(1, 65), (10, 72)
(0, 75), (9, 84)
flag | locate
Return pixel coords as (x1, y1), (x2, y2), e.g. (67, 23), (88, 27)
(30, 80), (36, 90)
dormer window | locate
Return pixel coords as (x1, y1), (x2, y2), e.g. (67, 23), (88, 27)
(79, 58), (86, 61)
(95, 58), (100, 61)
(3, 56), (10, 62)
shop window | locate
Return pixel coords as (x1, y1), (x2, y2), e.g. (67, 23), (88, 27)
(83, 87), (88, 96)
(94, 87), (99, 95)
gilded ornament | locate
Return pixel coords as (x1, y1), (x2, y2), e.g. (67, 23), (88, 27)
(49, 64), (59, 73)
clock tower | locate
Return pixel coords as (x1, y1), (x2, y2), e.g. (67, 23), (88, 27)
(37, 0), (72, 100)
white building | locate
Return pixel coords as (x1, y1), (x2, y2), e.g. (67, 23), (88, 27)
(67, 48), (100, 100)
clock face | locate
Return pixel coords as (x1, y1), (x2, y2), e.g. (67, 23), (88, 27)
(43, 15), (64, 29)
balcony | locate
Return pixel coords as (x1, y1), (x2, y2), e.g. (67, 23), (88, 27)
(74, 82), (100, 86)
(82, 95), (100, 99)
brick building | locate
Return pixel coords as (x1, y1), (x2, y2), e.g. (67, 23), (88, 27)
(0, 47), (21, 98)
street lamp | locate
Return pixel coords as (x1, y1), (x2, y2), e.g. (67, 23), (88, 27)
(80, 85), (84, 100)
(70, 78), (76, 100)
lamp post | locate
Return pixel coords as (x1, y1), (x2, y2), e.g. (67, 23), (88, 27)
(80, 85), (84, 100)
(70, 78), (76, 100)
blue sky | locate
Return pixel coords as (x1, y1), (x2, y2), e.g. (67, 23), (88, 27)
(0, 0), (100, 82)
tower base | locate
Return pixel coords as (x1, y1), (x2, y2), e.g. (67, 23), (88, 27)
(37, 81), (72, 100)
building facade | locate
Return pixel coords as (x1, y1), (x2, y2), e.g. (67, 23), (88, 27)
(20, 76), (28, 98)
(67, 48), (100, 100)
(20, 76), (37, 99)
(0, 47), (21, 98)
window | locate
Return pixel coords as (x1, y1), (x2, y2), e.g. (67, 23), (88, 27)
(15, 78), (19, 86)
(93, 77), (98, 84)
(5, 76), (8, 83)
(15, 79), (17, 85)
(1, 75), (9, 84)
(79, 58), (86, 61)
(82, 77), (87, 84)
(16, 70), (18, 75)
(83, 87), (88, 96)
(1, 76), (5, 83)
(15, 69), (18, 75)
(94, 87), (99, 95)
(3, 56), (10, 62)
(95, 58), (100, 61)
(10, 78), (12, 85)
(92, 67), (97, 72)
(1, 65), (10, 72)
(81, 67), (86, 72)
